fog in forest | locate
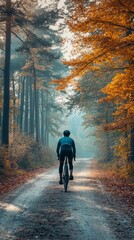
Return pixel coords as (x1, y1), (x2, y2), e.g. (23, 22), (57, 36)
(50, 111), (97, 158)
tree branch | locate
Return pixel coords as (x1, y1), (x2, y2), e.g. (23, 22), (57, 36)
(12, 0), (25, 10)
(118, 0), (134, 15)
(11, 31), (24, 43)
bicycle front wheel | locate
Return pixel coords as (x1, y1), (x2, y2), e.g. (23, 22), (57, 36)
(64, 175), (68, 192)
(64, 165), (69, 192)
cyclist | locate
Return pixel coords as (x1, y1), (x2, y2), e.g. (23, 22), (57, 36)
(57, 130), (76, 184)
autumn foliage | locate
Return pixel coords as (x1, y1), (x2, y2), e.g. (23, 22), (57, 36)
(54, 0), (133, 87)
(53, 0), (134, 174)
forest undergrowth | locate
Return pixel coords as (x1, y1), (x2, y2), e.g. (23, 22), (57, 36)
(94, 160), (134, 220)
(0, 160), (57, 196)
(0, 132), (57, 196)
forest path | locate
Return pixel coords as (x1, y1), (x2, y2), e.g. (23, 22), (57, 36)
(0, 158), (133, 240)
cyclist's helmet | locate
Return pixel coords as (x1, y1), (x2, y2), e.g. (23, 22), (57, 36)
(63, 130), (70, 136)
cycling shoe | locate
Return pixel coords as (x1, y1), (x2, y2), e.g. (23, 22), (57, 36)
(59, 180), (63, 184)
(69, 175), (74, 180)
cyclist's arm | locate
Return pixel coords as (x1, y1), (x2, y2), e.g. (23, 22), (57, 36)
(56, 140), (61, 159)
(72, 140), (76, 159)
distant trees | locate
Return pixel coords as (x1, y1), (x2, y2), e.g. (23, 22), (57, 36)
(0, 0), (68, 173)
(1, 0), (39, 145)
(16, 29), (67, 144)
(53, 0), (134, 169)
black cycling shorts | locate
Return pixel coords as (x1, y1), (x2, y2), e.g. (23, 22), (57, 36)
(59, 148), (73, 161)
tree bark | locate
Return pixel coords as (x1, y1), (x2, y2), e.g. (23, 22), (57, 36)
(2, 0), (11, 145)
(129, 128), (134, 162)
(12, 75), (16, 133)
(19, 77), (25, 131)
(24, 77), (29, 134)
(32, 63), (39, 142)
(41, 90), (45, 144)
(105, 104), (111, 162)
(45, 90), (49, 147)
(29, 77), (34, 136)
(35, 89), (40, 142)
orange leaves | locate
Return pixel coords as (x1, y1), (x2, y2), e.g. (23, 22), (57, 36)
(101, 73), (127, 101)
(54, 0), (134, 91)
(53, 76), (72, 91)
(101, 68), (134, 103)
(100, 66), (134, 131)
(98, 166), (134, 211)
(53, 0), (134, 147)
(0, 168), (45, 196)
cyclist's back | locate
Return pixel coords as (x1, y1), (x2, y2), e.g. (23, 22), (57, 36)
(56, 130), (76, 184)
(59, 136), (74, 149)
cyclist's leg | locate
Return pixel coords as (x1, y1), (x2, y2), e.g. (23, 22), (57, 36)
(59, 150), (65, 184)
(68, 150), (74, 180)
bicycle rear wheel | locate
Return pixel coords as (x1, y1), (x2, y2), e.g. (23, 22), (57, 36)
(63, 164), (69, 192)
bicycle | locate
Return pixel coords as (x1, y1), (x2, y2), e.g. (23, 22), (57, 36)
(63, 156), (69, 192)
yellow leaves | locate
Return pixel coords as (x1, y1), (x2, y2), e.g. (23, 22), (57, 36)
(53, 75), (74, 91)
(112, 135), (129, 164)
(101, 67), (134, 101)
(53, 0), (134, 140)
(100, 66), (134, 130)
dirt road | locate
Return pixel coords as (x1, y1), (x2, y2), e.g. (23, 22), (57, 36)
(0, 158), (133, 240)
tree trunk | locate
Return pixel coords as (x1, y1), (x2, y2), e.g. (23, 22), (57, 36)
(16, 75), (21, 126)
(129, 127), (134, 162)
(105, 132), (110, 161)
(45, 90), (49, 147)
(127, 17), (134, 162)
(35, 89), (40, 142)
(32, 64), (39, 142)
(29, 77), (34, 136)
(12, 75), (16, 133)
(41, 90), (45, 144)
(2, 0), (11, 145)
(24, 77), (29, 134)
(19, 77), (25, 131)
(105, 104), (111, 161)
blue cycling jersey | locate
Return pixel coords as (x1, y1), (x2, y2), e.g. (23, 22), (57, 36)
(57, 136), (76, 156)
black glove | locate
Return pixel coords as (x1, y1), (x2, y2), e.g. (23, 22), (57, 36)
(57, 154), (59, 160)
(74, 156), (76, 161)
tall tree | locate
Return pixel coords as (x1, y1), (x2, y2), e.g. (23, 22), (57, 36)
(0, 0), (38, 146)
(2, 0), (11, 145)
